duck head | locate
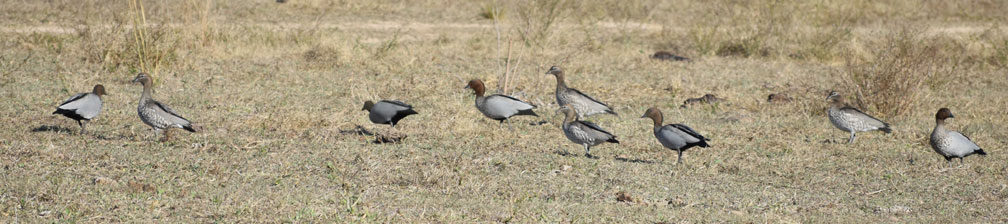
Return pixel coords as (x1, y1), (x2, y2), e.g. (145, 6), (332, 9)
(362, 100), (375, 112)
(936, 108), (954, 120)
(92, 84), (107, 96)
(132, 73), (152, 86)
(545, 66), (563, 76)
(464, 79), (486, 97)
(641, 107), (664, 127)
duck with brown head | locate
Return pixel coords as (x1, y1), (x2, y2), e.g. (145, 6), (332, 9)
(465, 79), (538, 128)
(929, 108), (986, 168)
(545, 66), (617, 119)
(362, 100), (418, 127)
(53, 84), (106, 134)
(132, 73), (200, 141)
(560, 106), (618, 158)
(825, 91), (892, 144)
(641, 107), (709, 164)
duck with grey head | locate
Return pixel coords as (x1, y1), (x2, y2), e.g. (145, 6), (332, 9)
(825, 91), (891, 144)
(559, 106), (619, 158)
(641, 107), (710, 164)
(465, 79), (538, 128)
(545, 66), (617, 119)
(132, 73), (200, 141)
(53, 84), (106, 134)
(929, 108), (986, 168)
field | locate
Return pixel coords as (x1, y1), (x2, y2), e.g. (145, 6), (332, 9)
(2, 0), (1007, 222)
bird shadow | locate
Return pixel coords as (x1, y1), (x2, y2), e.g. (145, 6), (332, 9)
(614, 156), (655, 164)
(339, 125), (374, 136)
(30, 125), (76, 133)
(553, 150), (596, 159)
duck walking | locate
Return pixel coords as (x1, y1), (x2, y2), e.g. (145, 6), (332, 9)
(641, 107), (709, 164)
(930, 108), (986, 167)
(560, 106), (619, 158)
(53, 84), (106, 133)
(826, 91), (891, 144)
(362, 100), (418, 127)
(132, 73), (199, 141)
(545, 66), (617, 119)
(465, 79), (538, 128)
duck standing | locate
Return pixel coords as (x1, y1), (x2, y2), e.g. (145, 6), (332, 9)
(545, 66), (617, 119)
(132, 73), (199, 141)
(929, 108), (986, 167)
(560, 106), (618, 158)
(53, 84), (106, 133)
(825, 91), (891, 144)
(465, 79), (538, 128)
(641, 107), (710, 164)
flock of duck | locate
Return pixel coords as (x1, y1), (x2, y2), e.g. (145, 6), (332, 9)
(53, 67), (985, 167)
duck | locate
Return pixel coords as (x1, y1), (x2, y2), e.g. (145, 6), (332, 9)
(825, 91), (891, 144)
(362, 100), (418, 127)
(929, 108), (986, 167)
(465, 79), (538, 128)
(641, 107), (710, 164)
(132, 73), (199, 141)
(545, 66), (617, 119)
(53, 84), (106, 133)
(560, 106), (619, 158)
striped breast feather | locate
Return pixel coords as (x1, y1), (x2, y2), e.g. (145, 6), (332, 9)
(576, 120), (615, 138)
(149, 101), (192, 126)
(839, 106), (888, 127)
(565, 88), (611, 110)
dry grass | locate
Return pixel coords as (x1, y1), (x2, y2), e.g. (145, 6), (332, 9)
(2, 0), (1007, 222)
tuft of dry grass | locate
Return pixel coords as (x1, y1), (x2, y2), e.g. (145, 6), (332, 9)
(841, 28), (956, 117)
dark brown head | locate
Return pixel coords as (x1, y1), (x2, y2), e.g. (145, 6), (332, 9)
(935, 108), (953, 121)
(132, 73), (152, 87)
(464, 79), (486, 97)
(641, 107), (664, 127)
(91, 84), (107, 96)
(362, 100), (375, 111)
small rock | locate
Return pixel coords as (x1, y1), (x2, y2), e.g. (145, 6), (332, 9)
(616, 191), (637, 203)
(127, 180), (155, 193)
(93, 176), (117, 186)
(680, 94), (721, 108)
(373, 131), (407, 144)
(651, 51), (691, 62)
(767, 93), (792, 103)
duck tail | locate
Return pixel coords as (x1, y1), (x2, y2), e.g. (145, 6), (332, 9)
(517, 109), (538, 117)
(976, 148), (987, 156)
(607, 138), (620, 144)
(183, 124), (201, 132)
(879, 125), (892, 134)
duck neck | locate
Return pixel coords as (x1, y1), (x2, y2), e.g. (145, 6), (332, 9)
(553, 72), (567, 89)
(651, 114), (663, 128)
(563, 111), (576, 126)
(139, 81), (153, 103)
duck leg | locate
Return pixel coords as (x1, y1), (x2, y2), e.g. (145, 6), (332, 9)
(584, 145), (593, 158)
(847, 131), (857, 144)
(78, 120), (87, 134)
(677, 150), (684, 165)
